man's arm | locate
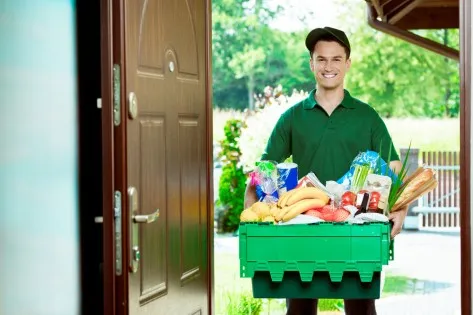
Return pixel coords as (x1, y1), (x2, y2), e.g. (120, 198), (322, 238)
(371, 113), (407, 238)
(244, 109), (293, 209)
(390, 160), (402, 175)
(388, 160), (408, 238)
(244, 180), (258, 209)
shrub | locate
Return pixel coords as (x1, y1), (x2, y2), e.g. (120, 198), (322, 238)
(217, 118), (247, 233)
(225, 291), (263, 315)
(239, 87), (307, 173)
(318, 299), (344, 311)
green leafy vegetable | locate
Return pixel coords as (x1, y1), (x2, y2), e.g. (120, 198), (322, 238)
(386, 141), (412, 215)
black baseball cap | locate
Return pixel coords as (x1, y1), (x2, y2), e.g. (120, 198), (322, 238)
(305, 26), (351, 56)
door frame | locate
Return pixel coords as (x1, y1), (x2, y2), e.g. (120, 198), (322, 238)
(100, 0), (121, 313)
(460, 0), (472, 313)
(100, 0), (214, 314)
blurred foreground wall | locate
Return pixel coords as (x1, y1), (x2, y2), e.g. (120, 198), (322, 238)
(0, 1), (80, 314)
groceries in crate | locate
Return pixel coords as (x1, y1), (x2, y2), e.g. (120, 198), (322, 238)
(243, 152), (438, 225)
(240, 186), (330, 223)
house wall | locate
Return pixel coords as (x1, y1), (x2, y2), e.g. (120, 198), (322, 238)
(0, 1), (80, 314)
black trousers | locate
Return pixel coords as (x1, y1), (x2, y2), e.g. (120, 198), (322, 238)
(286, 298), (376, 315)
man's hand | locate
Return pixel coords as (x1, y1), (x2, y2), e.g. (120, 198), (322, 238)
(388, 206), (408, 239)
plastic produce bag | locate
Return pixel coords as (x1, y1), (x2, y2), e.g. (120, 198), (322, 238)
(337, 150), (398, 188)
(250, 160), (279, 203)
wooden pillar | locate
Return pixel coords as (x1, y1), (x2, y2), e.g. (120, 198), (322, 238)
(460, 0), (472, 311)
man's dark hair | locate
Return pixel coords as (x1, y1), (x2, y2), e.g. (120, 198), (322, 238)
(309, 34), (351, 59)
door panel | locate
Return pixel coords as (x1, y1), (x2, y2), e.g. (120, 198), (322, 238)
(125, 0), (209, 314)
(178, 117), (202, 284)
(139, 118), (167, 302)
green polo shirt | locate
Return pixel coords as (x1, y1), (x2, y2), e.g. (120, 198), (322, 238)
(261, 89), (400, 185)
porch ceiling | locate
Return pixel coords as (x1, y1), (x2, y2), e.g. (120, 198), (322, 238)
(365, 0), (459, 61)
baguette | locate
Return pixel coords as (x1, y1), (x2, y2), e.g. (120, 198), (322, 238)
(392, 177), (438, 212)
(397, 168), (435, 201)
(391, 167), (437, 212)
(401, 167), (425, 187)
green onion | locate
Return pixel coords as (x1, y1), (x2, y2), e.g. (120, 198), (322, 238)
(386, 141), (412, 214)
(351, 164), (372, 193)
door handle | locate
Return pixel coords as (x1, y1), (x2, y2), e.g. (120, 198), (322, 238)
(128, 186), (160, 273)
(133, 209), (159, 223)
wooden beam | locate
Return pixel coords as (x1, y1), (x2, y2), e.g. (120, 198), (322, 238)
(395, 7), (459, 29)
(380, 0), (396, 7)
(383, 0), (411, 18)
(369, 0), (385, 20)
(418, 0), (458, 7)
(366, 5), (459, 61)
(388, 0), (423, 24)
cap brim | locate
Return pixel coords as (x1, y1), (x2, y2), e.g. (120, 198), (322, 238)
(305, 28), (349, 53)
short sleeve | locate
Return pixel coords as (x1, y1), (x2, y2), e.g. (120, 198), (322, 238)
(371, 113), (400, 162)
(261, 109), (292, 163)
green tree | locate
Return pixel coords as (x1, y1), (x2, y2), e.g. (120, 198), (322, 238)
(335, 0), (459, 117)
(212, 0), (283, 110)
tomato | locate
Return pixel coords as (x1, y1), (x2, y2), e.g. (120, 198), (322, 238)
(369, 191), (381, 210)
(341, 191), (357, 206)
(370, 191), (381, 201)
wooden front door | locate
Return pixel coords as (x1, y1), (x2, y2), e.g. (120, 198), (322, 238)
(110, 0), (212, 314)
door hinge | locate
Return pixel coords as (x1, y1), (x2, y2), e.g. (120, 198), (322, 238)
(113, 64), (121, 126)
(114, 190), (122, 276)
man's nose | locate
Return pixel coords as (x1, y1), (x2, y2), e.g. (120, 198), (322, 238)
(324, 61), (333, 71)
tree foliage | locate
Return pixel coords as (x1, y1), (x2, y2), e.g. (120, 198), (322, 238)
(212, 0), (460, 118)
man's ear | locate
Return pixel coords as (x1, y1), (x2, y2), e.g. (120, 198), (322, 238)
(310, 58), (315, 72)
(346, 58), (352, 70)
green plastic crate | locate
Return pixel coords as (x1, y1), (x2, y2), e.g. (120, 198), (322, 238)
(239, 221), (393, 299)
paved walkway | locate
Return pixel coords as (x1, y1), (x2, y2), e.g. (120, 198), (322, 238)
(215, 230), (462, 314)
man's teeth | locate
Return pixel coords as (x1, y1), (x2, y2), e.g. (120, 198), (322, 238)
(323, 74), (336, 78)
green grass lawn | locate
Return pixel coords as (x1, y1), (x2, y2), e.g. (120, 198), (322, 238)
(385, 118), (459, 152)
(214, 250), (419, 315)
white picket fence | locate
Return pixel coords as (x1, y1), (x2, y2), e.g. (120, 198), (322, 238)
(411, 152), (460, 232)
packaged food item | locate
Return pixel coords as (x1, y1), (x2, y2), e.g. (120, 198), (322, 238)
(340, 191), (357, 207)
(363, 174), (392, 214)
(297, 172), (334, 199)
(277, 162), (298, 195)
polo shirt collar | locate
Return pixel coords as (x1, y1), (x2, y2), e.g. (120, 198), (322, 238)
(303, 89), (356, 110)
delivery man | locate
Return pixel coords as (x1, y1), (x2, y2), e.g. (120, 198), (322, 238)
(243, 26), (409, 315)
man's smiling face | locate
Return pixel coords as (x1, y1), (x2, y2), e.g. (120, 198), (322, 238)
(310, 40), (351, 90)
